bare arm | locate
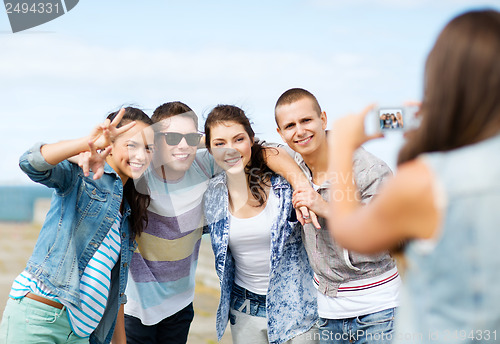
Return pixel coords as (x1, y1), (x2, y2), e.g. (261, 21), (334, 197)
(330, 159), (440, 253)
(328, 106), (440, 253)
(41, 137), (93, 166)
(264, 147), (308, 188)
(111, 304), (126, 344)
(41, 108), (134, 165)
(52, 109), (134, 175)
(264, 146), (321, 228)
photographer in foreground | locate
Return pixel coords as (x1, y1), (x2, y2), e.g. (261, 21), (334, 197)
(328, 9), (500, 344)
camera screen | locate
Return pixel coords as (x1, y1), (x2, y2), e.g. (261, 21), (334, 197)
(379, 108), (404, 130)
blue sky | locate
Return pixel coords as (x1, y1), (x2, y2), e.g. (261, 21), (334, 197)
(2, 0), (500, 183)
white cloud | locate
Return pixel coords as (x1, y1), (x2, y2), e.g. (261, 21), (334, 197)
(0, 32), (415, 183)
(1, 35), (368, 85)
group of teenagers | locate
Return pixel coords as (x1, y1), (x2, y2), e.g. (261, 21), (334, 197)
(379, 113), (403, 129)
(1, 9), (500, 344)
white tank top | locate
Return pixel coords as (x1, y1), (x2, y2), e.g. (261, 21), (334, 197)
(228, 190), (277, 295)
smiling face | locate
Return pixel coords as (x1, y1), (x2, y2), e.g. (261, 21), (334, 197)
(275, 97), (327, 157)
(209, 121), (253, 174)
(108, 121), (154, 183)
(153, 115), (199, 180)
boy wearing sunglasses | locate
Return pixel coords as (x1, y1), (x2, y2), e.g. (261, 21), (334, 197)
(120, 101), (320, 344)
(122, 102), (220, 344)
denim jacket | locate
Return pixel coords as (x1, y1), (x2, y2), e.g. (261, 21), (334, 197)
(203, 172), (318, 344)
(19, 143), (136, 344)
(394, 133), (500, 343)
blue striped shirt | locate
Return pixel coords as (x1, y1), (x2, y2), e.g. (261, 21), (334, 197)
(9, 214), (121, 338)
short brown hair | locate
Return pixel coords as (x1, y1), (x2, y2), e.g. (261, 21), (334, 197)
(274, 88), (322, 126)
(152, 101), (198, 128)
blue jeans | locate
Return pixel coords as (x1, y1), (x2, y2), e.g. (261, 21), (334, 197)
(230, 283), (267, 323)
(317, 308), (396, 344)
(124, 303), (194, 344)
(229, 284), (318, 344)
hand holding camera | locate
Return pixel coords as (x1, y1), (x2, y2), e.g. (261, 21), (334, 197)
(364, 104), (421, 136)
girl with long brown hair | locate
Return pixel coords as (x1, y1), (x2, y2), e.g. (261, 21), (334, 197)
(326, 10), (500, 343)
(0, 108), (153, 344)
(203, 105), (318, 344)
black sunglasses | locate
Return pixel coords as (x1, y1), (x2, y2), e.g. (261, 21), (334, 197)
(157, 132), (203, 147)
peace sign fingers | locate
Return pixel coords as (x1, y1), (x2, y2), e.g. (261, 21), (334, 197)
(108, 108), (136, 141)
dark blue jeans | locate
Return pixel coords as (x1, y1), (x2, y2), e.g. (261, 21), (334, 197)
(317, 308), (396, 344)
(229, 283), (267, 324)
(124, 303), (194, 344)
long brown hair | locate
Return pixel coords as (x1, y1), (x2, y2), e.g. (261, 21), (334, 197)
(204, 105), (276, 206)
(398, 10), (500, 165)
(107, 107), (152, 238)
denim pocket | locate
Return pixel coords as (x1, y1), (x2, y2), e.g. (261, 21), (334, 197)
(355, 308), (395, 326)
(76, 180), (108, 217)
(317, 317), (329, 328)
(25, 303), (60, 325)
(354, 308), (395, 343)
(23, 298), (66, 340)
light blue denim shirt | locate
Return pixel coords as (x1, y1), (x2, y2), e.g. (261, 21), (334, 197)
(394, 133), (500, 343)
(19, 143), (136, 344)
(203, 172), (318, 344)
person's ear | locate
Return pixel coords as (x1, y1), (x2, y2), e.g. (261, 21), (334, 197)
(275, 110), (286, 141)
(320, 111), (327, 130)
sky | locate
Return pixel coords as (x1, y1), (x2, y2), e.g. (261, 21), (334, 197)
(1, 0), (500, 184)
